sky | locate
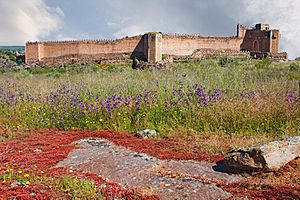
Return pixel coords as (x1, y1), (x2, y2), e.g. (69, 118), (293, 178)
(0, 0), (300, 58)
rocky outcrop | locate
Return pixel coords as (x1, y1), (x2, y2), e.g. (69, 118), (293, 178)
(56, 138), (241, 200)
(223, 136), (300, 171)
(0, 58), (17, 68)
(132, 56), (173, 70)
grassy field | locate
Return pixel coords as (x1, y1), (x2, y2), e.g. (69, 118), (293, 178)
(0, 57), (299, 198)
(0, 58), (299, 144)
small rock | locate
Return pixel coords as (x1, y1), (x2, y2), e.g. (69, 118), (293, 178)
(135, 186), (154, 197)
(223, 136), (300, 171)
(135, 129), (158, 139)
(33, 148), (43, 153)
(10, 181), (19, 187)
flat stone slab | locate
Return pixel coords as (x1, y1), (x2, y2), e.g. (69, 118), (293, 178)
(56, 138), (243, 200)
(223, 136), (300, 171)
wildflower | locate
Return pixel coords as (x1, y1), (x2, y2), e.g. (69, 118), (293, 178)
(118, 112), (121, 116)
(25, 181), (30, 185)
(18, 169), (23, 174)
(6, 168), (13, 173)
(100, 118), (103, 122)
(24, 173), (30, 178)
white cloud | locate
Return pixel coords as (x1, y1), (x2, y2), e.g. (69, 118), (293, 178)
(106, 0), (300, 58)
(113, 25), (149, 38)
(236, 0), (300, 58)
(2, 0), (300, 58)
(0, 0), (63, 45)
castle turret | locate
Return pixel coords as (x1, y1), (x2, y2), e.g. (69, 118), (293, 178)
(237, 24), (247, 38)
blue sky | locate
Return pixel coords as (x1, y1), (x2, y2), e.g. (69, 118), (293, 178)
(1, 0), (300, 58)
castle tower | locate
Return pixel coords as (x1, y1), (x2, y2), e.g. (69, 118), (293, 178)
(240, 23), (281, 53)
(146, 33), (162, 62)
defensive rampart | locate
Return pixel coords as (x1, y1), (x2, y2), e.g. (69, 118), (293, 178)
(25, 24), (287, 66)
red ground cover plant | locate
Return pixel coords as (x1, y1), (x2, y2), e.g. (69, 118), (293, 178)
(0, 129), (299, 199)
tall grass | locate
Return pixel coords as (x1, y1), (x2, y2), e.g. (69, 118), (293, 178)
(0, 59), (299, 137)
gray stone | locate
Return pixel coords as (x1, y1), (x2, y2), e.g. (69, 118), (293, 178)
(0, 58), (17, 68)
(55, 138), (240, 200)
(223, 136), (300, 171)
(135, 129), (158, 138)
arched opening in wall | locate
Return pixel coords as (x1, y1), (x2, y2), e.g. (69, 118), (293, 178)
(253, 40), (259, 51)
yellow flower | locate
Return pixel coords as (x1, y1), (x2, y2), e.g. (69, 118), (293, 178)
(100, 119), (103, 122)
(24, 173), (30, 178)
(6, 168), (13, 173)
(25, 181), (30, 185)
(18, 170), (23, 174)
(118, 113), (121, 116)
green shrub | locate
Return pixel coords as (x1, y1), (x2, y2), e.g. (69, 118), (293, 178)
(295, 57), (300, 61)
(289, 63), (300, 71)
(255, 58), (272, 69)
(218, 57), (234, 67)
(0, 66), (5, 74)
(15, 69), (32, 79)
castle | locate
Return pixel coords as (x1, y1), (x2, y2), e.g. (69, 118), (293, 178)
(25, 24), (287, 66)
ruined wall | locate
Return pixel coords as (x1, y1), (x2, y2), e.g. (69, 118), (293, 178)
(25, 43), (39, 63)
(241, 30), (271, 52)
(25, 24), (286, 66)
(147, 34), (162, 62)
(26, 35), (146, 66)
(162, 34), (244, 56)
(271, 30), (280, 53)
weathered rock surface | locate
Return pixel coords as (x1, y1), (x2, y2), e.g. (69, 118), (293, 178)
(223, 136), (300, 171)
(56, 138), (243, 200)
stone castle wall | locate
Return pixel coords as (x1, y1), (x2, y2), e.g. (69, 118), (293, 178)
(162, 34), (244, 56)
(25, 24), (286, 66)
(26, 36), (146, 66)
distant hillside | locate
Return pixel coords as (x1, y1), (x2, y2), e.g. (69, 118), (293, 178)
(0, 46), (25, 53)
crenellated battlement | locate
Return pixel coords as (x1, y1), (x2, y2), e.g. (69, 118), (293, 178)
(26, 35), (143, 45)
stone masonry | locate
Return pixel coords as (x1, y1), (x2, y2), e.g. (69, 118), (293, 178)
(25, 24), (287, 66)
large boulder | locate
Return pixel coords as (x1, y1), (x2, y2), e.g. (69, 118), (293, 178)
(223, 136), (300, 171)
